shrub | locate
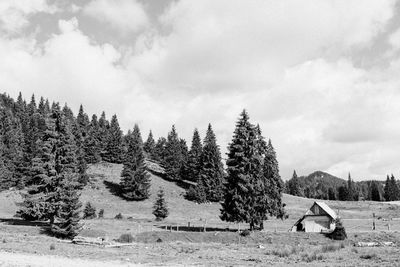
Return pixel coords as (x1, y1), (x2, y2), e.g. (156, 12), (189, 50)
(115, 213), (123, 220)
(360, 253), (377, 260)
(240, 229), (251, 237)
(272, 246), (297, 258)
(301, 252), (323, 262)
(2, 239), (6, 243)
(98, 209), (104, 218)
(185, 186), (206, 203)
(50, 243), (55, 250)
(83, 202), (97, 219)
(326, 218), (347, 240)
(117, 233), (134, 243)
(321, 243), (345, 253)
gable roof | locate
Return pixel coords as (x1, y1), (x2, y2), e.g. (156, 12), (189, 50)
(311, 201), (337, 219)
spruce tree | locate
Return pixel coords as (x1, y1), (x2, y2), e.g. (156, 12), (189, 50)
(120, 124), (150, 200)
(19, 109), (83, 237)
(83, 202), (97, 219)
(144, 130), (156, 157)
(197, 124), (225, 202)
(98, 111), (110, 160)
(164, 125), (184, 180)
(220, 110), (262, 228)
(152, 188), (169, 221)
(103, 114), (123, 163)
(288, 170), (301, 196)
(384, 175), (391, 201)
(347, 173), (354, 201)
(153, 137), (167, 162)
(259, 140), (285, 221)
(185, 128), (203, 182)
(84, 114), (101, 163)
(370, 181), (381, 201)
(390, 174), (400, 201)
(50, 176), (82, 239)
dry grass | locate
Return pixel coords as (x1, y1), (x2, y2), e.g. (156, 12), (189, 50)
(0, 162), (400, 265)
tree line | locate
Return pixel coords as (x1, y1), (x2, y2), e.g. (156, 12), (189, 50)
(0, 92), (286, 237)
(286, 170), (400, 202)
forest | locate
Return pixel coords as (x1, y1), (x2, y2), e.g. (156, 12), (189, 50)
(285, 170), (400, 202)
(0, 92), (285, 238)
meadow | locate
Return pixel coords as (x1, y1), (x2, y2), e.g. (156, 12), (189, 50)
(1, 162), (400, 266)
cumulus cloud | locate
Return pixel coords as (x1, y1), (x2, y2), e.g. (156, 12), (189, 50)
(129, 0), (395, 93)
(82, 0), (149, 34)
(0, 0), (57, 34)
(1, 1), (400, 181)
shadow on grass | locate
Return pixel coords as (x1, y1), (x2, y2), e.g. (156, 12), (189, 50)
(155, 224), (238, 232)
(103, 180), (122, 197)
(0, 217), (49, 227)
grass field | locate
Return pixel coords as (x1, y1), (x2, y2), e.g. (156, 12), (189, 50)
(1, 162), (400, 266)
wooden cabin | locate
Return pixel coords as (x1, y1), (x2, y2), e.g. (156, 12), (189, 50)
(291, 201), (337, 233)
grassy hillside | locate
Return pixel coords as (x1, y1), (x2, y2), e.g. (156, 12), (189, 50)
(1, 162), (400, 237)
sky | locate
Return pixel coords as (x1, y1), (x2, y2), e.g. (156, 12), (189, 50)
(1, 0), (400, 181)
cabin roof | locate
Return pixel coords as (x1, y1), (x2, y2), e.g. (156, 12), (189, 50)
(313, 201), (337, 219)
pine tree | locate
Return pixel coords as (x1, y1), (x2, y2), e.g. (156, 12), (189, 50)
(220, 110), (263, 229)
(259, 140), (285, 221)
(152, 188), (169, 221)
(19, 109), (83, 237)
(83, 202), (97, 219)
(0, 109), (25, 189)
(185, 128), (203, 182)
(197, 124), (225, 202)
(153, 137), (167, 162)
(288, 170), (301, 196)
(143, 130), (156, 157)
(347, 173), (354, 201)
(164, 125), (185, 180)
(120, 124), (150, 200)
(84, 114), (101, 163)
(390, 174), (400, 201)
(370, 181), (381, 201)
(384, 175), (391, 201)
(103, 114), (123, 163)
(50, 176), (82, 239)
(98, 111), (110, 160)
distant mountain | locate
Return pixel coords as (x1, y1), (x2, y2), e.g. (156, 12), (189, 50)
(299, 171), (346, 189)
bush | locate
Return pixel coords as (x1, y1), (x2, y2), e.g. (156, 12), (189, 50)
(115, 213), (123, 220)
(360, 253), (377, 260)
(50, 243), (55, 250)
(240, 229), (251, 237)
(272, 246), (297, 258)
(117, 233), (134, 243)
(326, 218), (347, 240)
(185, 186), (206, 203)
(98, 209), (104, 218)
(83, 202), (97, 219)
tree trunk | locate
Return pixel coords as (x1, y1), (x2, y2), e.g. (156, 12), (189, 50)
(260, 221), (264, 230)
(250, 220), (254, 231)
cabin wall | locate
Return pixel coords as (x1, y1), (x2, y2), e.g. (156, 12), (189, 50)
(295, 215), (334, 232)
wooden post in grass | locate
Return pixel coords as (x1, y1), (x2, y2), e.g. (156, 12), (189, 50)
(204, 220), (207, 232)
(177, 225), (179, 232)
(238, 223), (241, 244)
(372, 213), (376, 231)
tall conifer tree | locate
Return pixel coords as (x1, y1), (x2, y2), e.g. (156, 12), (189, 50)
(120, 124), (150, 200)
(197, 124), (225, 202)
(185, 128), (203, 182)
(144, 130), (156, 157)
(103, 114), (123, 163)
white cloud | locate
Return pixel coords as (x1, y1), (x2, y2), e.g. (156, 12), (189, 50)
(0, 0), (57, 34)
(1, 1), (400, 181)
(82, 0), (149, 34)
(129, 0), (395, 93)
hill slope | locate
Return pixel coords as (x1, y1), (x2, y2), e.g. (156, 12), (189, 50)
(1, 163), (400, 236)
